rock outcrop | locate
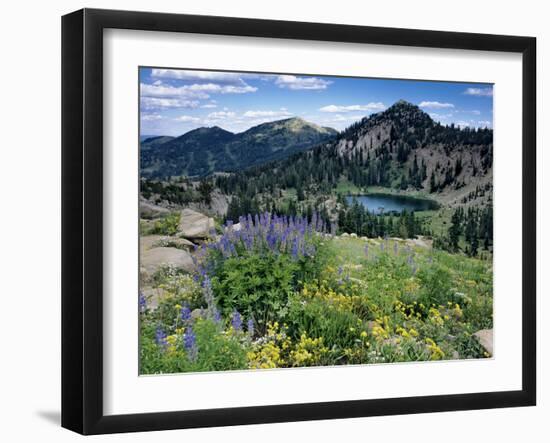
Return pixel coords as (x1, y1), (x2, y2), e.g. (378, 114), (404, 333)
(140, 247), (194, 281)
(178, 208), (215, 239)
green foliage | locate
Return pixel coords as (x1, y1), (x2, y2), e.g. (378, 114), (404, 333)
(140, 234), (493, 373)
(416, 265), (454, 308)
(149, 212), (180, 236)
(139, 318), (248, 374)
(212, 252), (298, 332)
(191, 319), (249, 371)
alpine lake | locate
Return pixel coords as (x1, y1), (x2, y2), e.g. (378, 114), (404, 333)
(346, 193), (439, 214)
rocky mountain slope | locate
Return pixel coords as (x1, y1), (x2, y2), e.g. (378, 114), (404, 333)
(333, 100), (493, 205)
(215, 100), (493, 208)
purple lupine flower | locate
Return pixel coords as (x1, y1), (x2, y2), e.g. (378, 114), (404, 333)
(393, 242), (398, 255)
(364, 243), (369, 258)
(180, 304), (191, 322)
(380, 242), (385, 252)
(291, 237), (300, 260)
(231, 310), (242, 331)
(202, 275), (215, 310)
(247, 318), (254, 337)
(212, 307), (222, 323)
(184, 326), (197, 361)
(337, 266), (343, 276)
(155, 327), (167, 348)
(139, 292), (147, 313)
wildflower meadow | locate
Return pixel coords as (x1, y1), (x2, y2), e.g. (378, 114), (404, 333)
(139, 212), (493, 374)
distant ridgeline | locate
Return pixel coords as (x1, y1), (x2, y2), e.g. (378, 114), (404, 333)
(140, 117), (338, 178)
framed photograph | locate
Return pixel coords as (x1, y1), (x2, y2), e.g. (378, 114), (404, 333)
(62, 8), (536, 435)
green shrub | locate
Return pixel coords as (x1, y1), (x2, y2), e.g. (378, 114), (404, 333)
(212, 252), (297, 334)
(150, 212), (180, 236)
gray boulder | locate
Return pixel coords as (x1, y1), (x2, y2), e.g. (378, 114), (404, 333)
(140, 199), (169, 219)
(178, 208), (215, 239)
(140, 235), (167, 252)
(140, 247), (195, 281)
(473, 329), (493, 356)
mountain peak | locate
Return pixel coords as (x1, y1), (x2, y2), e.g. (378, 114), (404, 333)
(188, 125), (234, 135)
(388, 100), (421, 112)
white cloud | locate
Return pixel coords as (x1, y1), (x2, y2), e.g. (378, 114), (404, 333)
(207, 111), (236, 120)
(323, 114), (364, 122)
(151, 69), (245, 85)
(140, 113), (164, 121)
(224, 85), (257, 94)
(419, 101), (455, 109)
(174, 115), (201, 123)
(200, 103), (218, 109)
(478, 120), (492, 127)
(319, 103), (385, 113)
(464, 87), (493, 97)
(140, 97), (200, 110)
(243, 109), (292, 118)
(140, 83), (209, 99)
(455, 120), (471, 127)
(275, 75), (332, 90)
(140, 82), (257, 101)
(429, 112), (453, 120)
(471, 110), (481, 115)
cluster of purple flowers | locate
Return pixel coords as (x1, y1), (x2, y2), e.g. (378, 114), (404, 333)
(224, 309), (254, 337)
(184, 326), (197, 361)
(231, 310), (242, 331)
(139, 292), (147, 313)
(180, 304), (192, 322)
(155, 327), (167, 348)
(209, 212), (327, 262)
(247, 318), (255, 338)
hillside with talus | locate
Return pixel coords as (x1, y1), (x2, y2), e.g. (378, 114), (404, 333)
(334, 100), (493, 206)
(215, 100), (493, 210)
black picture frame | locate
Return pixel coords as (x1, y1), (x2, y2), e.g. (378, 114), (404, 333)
(62, 8), (536, 435)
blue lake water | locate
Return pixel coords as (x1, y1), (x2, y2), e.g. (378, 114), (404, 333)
(346, 194), (439, 213)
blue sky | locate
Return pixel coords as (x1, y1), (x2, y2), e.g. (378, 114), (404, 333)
(139, 67), (493, 136)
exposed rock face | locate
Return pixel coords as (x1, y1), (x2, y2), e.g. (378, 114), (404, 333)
(169, 237), (196, 249)
(139, 198), (169, 219)
(140, 286), (166, 310)
(140, 247), (195, 281)
(474, 329), (493, 356)
(140, 235), (196, 252)
(140, 235), (167, 251)
(178, 208), (215, 239)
